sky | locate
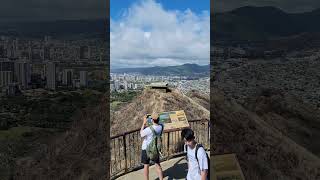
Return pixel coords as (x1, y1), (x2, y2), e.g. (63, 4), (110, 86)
(0, 0), (107, 22)
(0, 0), (319, 21)
(110, 0), (210, 69)
(111, 0), (210, 20)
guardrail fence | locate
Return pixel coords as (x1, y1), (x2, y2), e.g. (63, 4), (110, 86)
(110, 119), (210, 179)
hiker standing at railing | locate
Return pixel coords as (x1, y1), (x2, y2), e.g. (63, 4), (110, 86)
(140, 114), (164, 180)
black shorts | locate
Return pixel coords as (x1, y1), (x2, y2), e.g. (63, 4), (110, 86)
(141, 150), (160, 164)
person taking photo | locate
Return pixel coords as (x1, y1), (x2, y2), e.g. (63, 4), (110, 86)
(140, 114), (164, 180)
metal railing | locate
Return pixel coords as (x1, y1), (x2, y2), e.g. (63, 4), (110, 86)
(110, 119), (210, 179)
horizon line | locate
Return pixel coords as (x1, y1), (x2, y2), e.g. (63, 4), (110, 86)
(111, 63), (210, 70)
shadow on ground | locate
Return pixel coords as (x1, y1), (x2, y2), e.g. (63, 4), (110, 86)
(156, 158), (188, 180)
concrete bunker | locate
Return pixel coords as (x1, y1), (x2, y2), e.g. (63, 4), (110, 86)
(144, 82), (171, 93)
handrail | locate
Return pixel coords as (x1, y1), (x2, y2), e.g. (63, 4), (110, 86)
(110, 118), (209, 139)
(110, 119), (210, 179)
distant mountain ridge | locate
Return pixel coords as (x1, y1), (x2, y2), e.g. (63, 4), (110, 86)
(213, 6), (320, 41)
(111, 63), (209, 77)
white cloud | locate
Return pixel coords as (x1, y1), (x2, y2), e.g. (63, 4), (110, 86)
(111, 0), (210, 68)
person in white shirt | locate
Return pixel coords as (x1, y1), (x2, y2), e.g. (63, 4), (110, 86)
(140, 114), (164, 180)
(181, 128), (209, 180)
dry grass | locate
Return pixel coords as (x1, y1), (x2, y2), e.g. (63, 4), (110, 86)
(13, 95), (109, 180)
(111, 89), (209, 136)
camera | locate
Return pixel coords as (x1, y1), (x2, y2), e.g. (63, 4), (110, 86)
(146, 114), (152, 125)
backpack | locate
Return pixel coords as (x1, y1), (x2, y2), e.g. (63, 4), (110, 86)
(146, 124), (164, 161)
(185, 144), (210, 180)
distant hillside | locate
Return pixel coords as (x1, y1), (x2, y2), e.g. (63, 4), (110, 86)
(111, 64), (209, 77)
(14, 95), (108, 179)
(0, 19), (108, 38)
(186, 90), (210, 110)
(213, 6), (320, 41)
(211, 88), (320, 179)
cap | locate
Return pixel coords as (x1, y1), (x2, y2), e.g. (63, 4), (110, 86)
(151, 113), (159, 120)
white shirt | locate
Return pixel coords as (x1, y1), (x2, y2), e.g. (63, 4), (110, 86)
(185, 144), (209, 180)
(140, 124), (163, 150)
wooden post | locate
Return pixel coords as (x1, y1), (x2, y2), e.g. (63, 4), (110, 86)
(123, 134), (128, 173)
(167, 133), (170, 160)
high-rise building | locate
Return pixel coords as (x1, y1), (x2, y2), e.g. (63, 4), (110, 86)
(63, 69), (73, 86)
(0, 61), (14, 92)
(80, 46), (90, 60)
(123, 81), (128, 90)
(44, 36), (52, 45)
(0, 45), (5, 58)
(73, 79), (81, 88)
(14, 61), (31, 89)
(7, 82), (20, 96)
(128, 83), (134, 89)
(134, 84), (138, 89)
(0, 61), (14, 71)
(110, 83), (115, 91)
(114, 80), (120, 90)
(44, 47), (50, 60)
(0, 71), (12, 87)
(46, 62), (56, 90)
(79, 71), (88, 87)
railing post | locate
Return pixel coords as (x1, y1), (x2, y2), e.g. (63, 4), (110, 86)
(208, 120), (210, 149)
(167, 132), (170, 160)
(123, 134), (128, 173)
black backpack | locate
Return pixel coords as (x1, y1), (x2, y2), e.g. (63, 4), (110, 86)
(185, 144), (210, 180)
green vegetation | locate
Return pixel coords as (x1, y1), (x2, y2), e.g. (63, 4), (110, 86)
(87, 80), (108, 92)
(111, 91), (140, 103)
(0, 90), (102, 130)
(110, 91), (141, 111)
(0, 126), (34, 140)
(0, 126), (62, 180)
(0, 89), (102, 180)
(0, 126), (58, 141)
(110, 101), (123, 111)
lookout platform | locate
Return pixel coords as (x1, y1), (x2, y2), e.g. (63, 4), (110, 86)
(116, 153), (245, 180)
(117, 156), (188, 180)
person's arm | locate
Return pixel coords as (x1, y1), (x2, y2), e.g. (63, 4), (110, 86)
(184, 144), (189, 170)
(200, 170), (208, 180)
(198, 148), (208, 180)
(140, 115), (148, 137)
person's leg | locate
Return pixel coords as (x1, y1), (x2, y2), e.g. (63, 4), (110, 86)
(155, 163), (163, 180)
(143, 164), (150, 180)
(141, 150), (150, 180)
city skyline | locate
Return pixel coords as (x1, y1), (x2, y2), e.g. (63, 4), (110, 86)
(0, 35), (107, 96)
(110, 72), (209, 95)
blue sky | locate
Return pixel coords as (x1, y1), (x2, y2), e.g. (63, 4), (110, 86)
(111, 0), (210, 20)
(110, 0), (210, 69)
